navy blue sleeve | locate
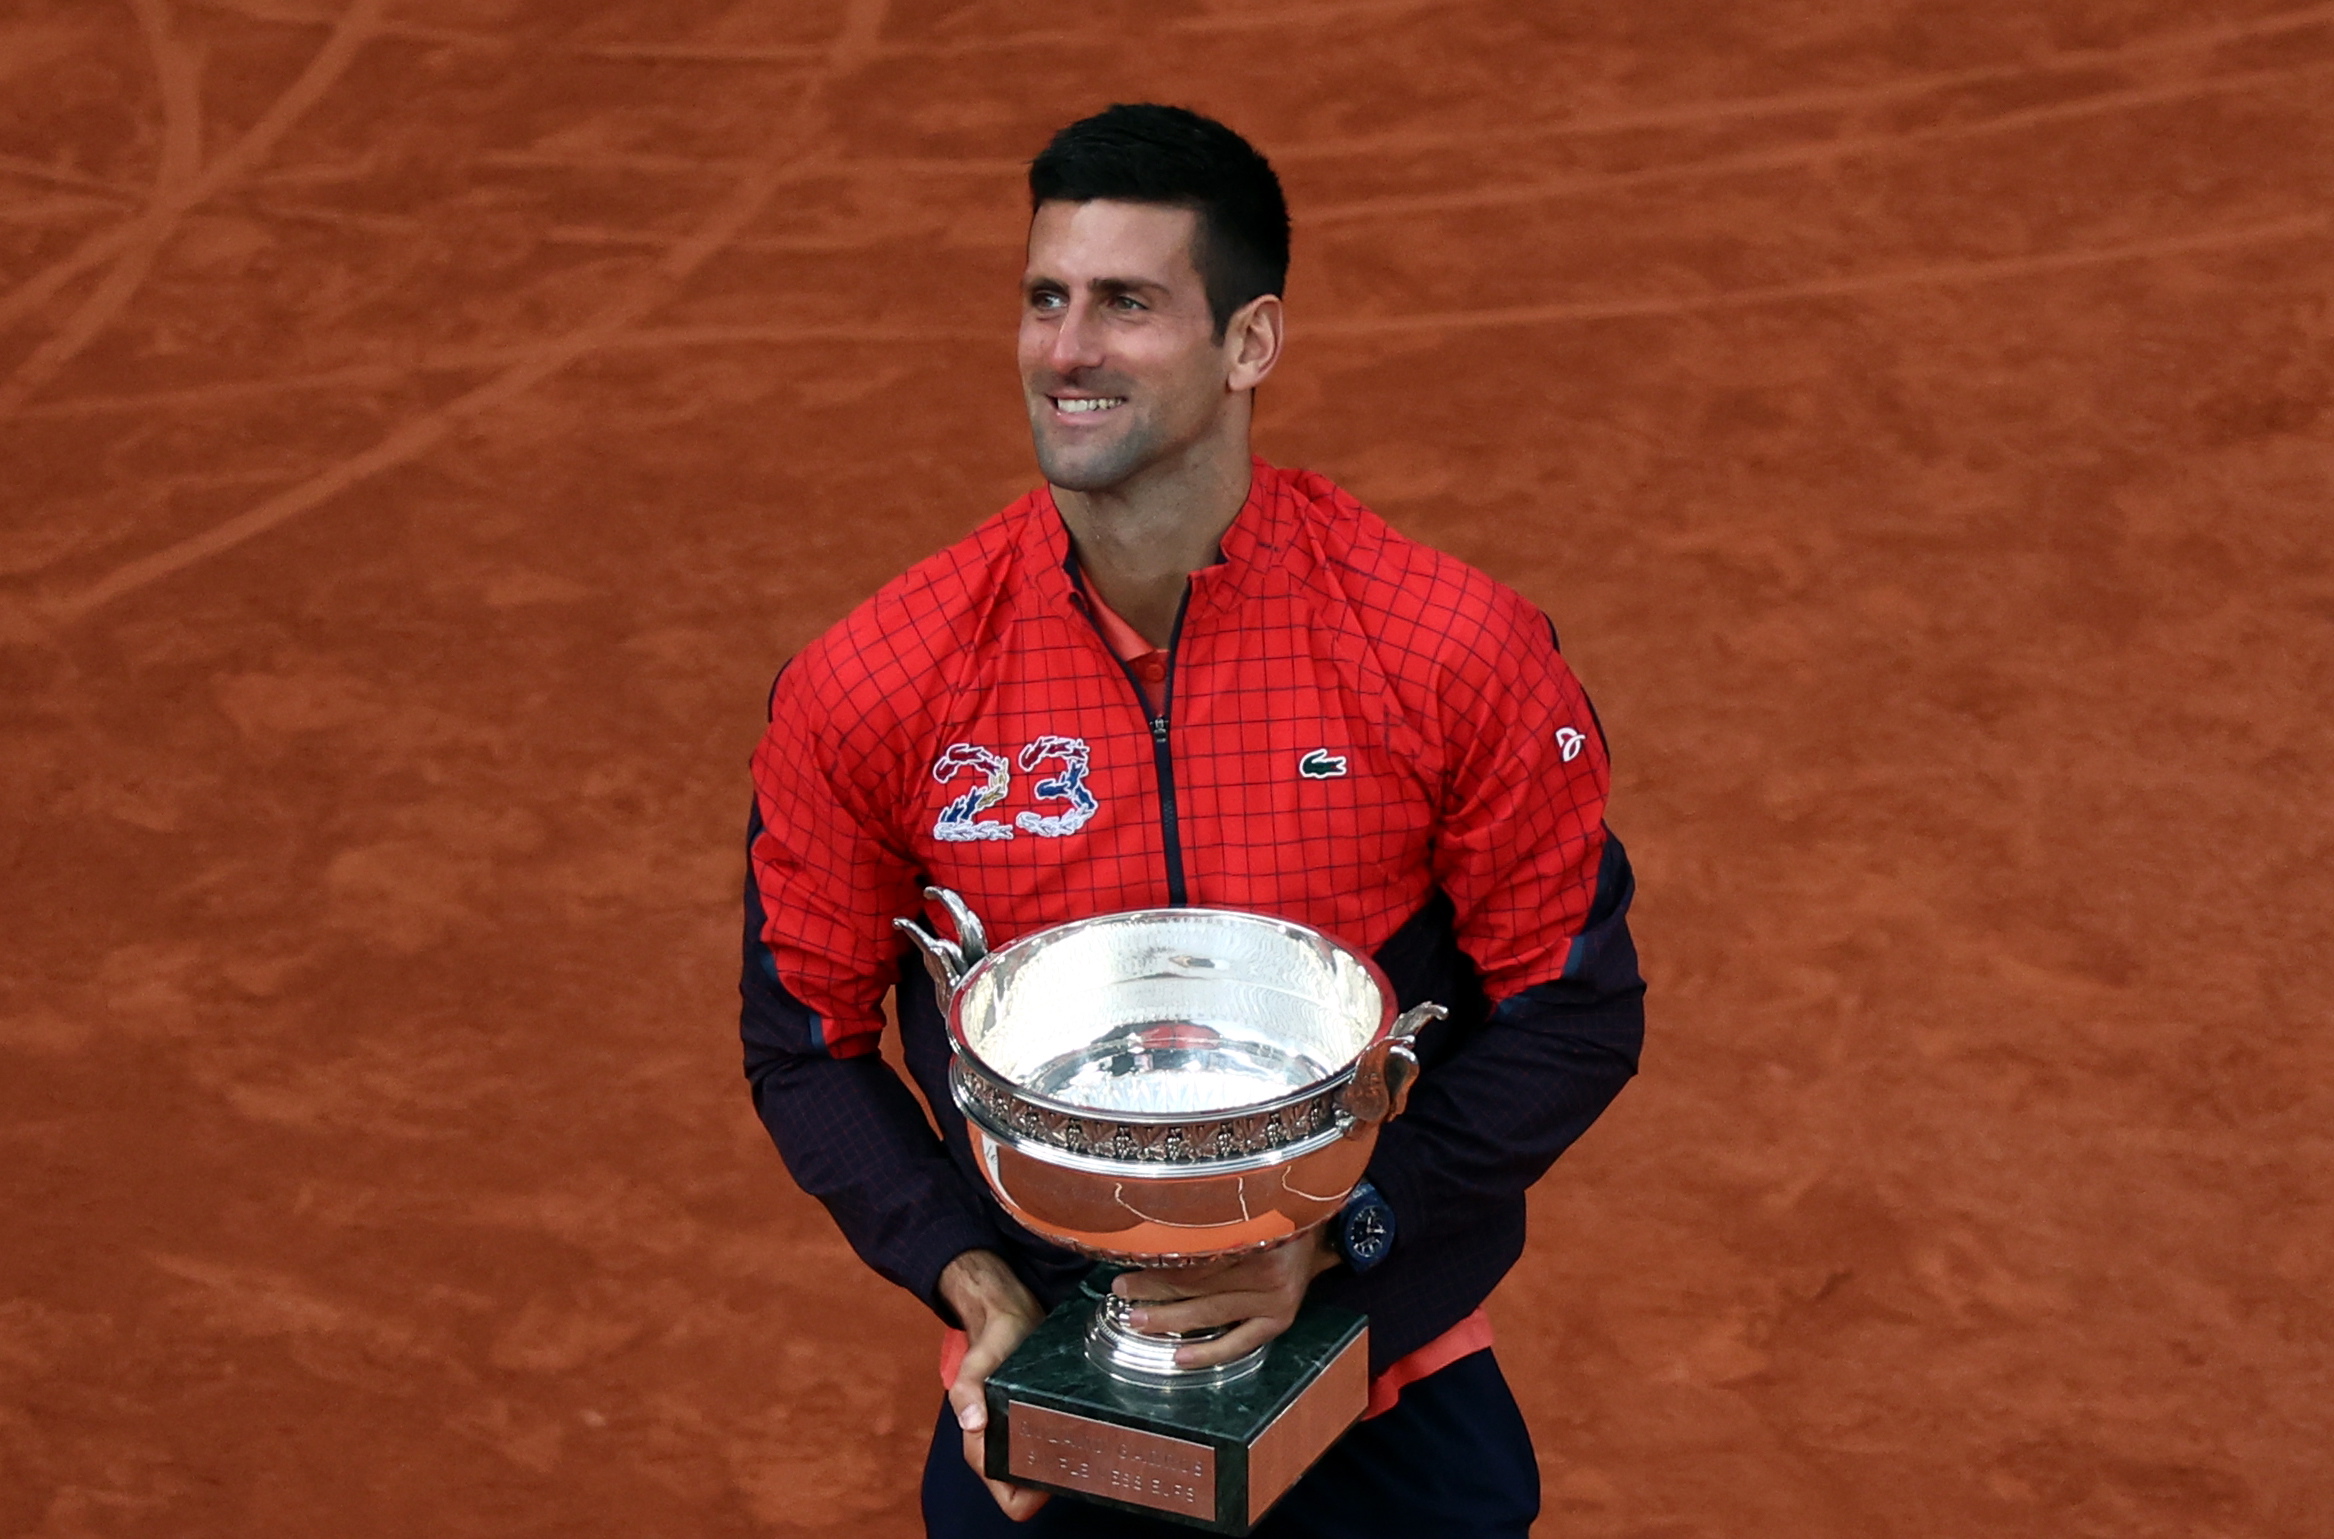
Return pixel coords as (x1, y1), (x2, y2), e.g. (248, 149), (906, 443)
(1318, 831), (1643, 1366)
(740, 806), (1011, 1320)
(1372, 827), (1642, 1223)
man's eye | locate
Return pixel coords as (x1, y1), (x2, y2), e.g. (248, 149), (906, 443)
(1029, 291), (1064, 311)
(1109, 294), (1145, 312)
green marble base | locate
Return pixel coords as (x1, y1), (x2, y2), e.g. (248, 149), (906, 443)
(986, 1274), (1369, 1536)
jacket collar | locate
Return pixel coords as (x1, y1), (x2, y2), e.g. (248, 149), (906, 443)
(1024, 457), (1295, 607)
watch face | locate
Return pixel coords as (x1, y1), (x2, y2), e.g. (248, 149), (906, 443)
(1348, 1206), (1391, 1265)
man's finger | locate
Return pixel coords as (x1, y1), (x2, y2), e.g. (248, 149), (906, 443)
(1130, 1290), (1281, 1336)
(950, 1347), (1012, 1431)
(1175, 1314), (1284, 1369)
(984, 1475), (1051, 1521)
(949, 1378), (987, 1434)
(956, 1341), (1010, 1391)
(949, 1344), (1004, 1432)
(961, 1315), (1033, 1376)
(951, 1302), (1045, 1435)
(1115, 1240), (1312, 1302)
(1112, 1270), (1202, 1303)
(964, 1429), (1051, 1520)
(1112, 1254), (1246, 1300)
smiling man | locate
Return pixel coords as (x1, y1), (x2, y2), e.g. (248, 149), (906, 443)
(742, 105), (1645, 1537)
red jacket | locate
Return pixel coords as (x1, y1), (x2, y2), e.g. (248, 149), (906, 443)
(753, 460), (1611, 1040)
(743, 461), (1643, 1372)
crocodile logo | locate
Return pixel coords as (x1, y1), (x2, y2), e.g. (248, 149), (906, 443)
(1297, 749), (1348, 779)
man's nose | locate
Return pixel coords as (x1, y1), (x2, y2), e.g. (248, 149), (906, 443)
(1047, 298), (1106, 374)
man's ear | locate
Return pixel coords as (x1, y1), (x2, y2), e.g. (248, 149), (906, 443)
(1223, 294), (1285, 393)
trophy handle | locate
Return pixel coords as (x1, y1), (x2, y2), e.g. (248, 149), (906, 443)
(1390, 1002), (1447, 1041)
(893, 886), (991, 1003)
(1381, 1040), (1422, 1122)
(1339, 1003), (1445, 1133)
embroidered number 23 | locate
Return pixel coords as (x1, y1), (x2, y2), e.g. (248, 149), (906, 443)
(931, 737), (1099, 843)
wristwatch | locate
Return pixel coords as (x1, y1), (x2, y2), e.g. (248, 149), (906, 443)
(1332, 1179), (1396, 1273)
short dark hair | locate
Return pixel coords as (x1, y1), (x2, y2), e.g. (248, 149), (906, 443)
(1029, 104), (1290, 339)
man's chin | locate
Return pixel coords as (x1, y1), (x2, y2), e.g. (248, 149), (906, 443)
(1032, 434), (1154, 496)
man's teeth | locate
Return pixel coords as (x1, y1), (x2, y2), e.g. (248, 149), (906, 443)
(1057, 397), (1125, 413)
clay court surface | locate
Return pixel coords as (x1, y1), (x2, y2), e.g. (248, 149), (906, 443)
(4, 0), (2331, 1533)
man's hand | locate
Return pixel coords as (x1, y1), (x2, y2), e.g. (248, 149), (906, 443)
(1112, 1225), (1340, 1368)
(938, 1250), (1050, 1522)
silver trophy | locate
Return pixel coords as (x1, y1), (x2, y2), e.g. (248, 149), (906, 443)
(899, 888), (1443, 1534)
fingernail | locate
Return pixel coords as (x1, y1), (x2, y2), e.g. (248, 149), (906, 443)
(1128, 1309), (1148, 1330)
(957, 1404), (985, 1432)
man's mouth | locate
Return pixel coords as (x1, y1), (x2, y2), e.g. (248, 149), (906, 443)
(1051, 395), (1126, 415)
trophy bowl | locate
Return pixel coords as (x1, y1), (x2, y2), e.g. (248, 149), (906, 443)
(900, 891), (1443, 1386)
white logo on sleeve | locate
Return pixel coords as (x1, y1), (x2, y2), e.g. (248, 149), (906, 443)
(1555, 727), (1586, 763)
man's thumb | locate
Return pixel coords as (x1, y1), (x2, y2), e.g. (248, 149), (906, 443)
(949, 1379), (987, 1433)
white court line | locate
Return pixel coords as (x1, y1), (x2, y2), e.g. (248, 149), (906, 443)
(15, 0), (897, 632)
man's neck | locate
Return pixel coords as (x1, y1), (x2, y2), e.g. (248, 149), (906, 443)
(1055, 435), (1253, 650)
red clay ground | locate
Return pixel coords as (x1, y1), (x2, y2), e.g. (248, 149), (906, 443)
(2, 2), (2330, 1535)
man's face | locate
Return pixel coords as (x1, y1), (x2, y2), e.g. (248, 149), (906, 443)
(1018, 199), (1237, 494)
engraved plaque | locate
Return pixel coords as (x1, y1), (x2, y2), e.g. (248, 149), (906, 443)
(1006, 1402), (1218, 1521)
(1244, 1328), (1368, 1524)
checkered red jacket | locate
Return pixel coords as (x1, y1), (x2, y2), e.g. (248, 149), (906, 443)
(743, 461), (1643, 1373)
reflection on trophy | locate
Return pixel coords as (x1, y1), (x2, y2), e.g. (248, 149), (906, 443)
(898, 888), (1445, 1536)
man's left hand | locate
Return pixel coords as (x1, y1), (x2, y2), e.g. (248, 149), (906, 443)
(1111, 1226), (1340, 1369)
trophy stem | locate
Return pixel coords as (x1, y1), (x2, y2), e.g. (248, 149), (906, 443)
(1084, 1290), (1270, 1390)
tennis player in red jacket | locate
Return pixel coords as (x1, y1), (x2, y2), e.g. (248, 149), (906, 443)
(743, 104), (1644, 1537)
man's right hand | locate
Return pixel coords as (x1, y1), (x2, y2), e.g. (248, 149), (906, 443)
(938, 1250), (1050, 1522)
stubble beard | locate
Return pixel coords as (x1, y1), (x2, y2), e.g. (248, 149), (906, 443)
(1028, 398), (1170, 496)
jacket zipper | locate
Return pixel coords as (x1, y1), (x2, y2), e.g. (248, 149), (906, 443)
(1148, 591), (1190, 906)
(1075, 575), (1191, 906)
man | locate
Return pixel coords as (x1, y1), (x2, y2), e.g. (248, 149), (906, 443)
(742, 104), (1643, 1537)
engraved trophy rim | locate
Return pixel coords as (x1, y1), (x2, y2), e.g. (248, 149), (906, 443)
(949, 1059), (1358, 1180)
